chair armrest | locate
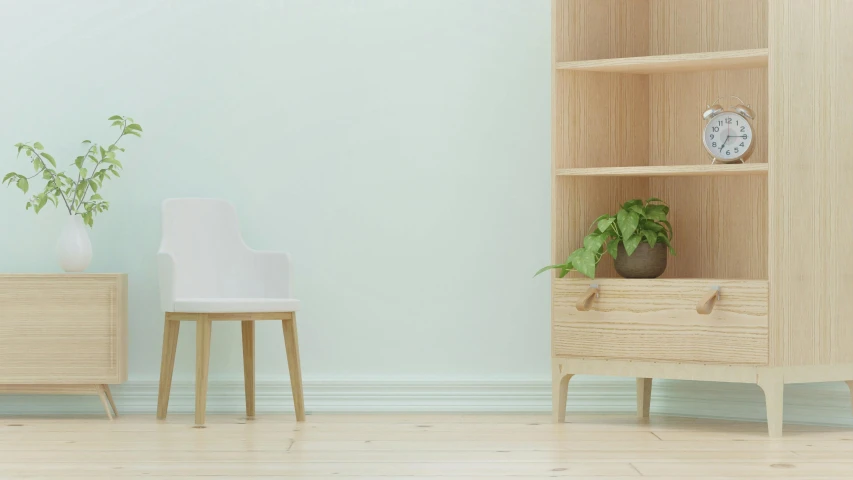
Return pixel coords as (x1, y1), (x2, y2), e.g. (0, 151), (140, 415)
(157, 252), (177, 312)
(250, 250), (293, 298)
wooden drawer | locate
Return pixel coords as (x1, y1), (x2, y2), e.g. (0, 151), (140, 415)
(0, 274), (127, 384)
(553, 278), (768, 365)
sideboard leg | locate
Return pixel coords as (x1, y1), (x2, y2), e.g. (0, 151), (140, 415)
(758, 374), (784, 438)
(637, 378), (652, 419)
(552, 362), (574, 423)
(846, 381), (853, 415)
(102, 384), (118, 417)
(97, 385), (114, 420)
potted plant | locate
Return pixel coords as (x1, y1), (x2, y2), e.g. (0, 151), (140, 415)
(3, 116), (142, 272)
(536, 198), (675, 279)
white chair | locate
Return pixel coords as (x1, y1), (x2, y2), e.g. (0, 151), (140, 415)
(155, 198), (305, 425)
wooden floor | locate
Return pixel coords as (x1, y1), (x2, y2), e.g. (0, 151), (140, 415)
(0, 414), (852, 478)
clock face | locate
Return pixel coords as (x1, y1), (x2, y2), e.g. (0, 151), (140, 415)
(703, 112), (753, 162)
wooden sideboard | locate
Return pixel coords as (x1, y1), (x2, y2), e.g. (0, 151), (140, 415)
(0, 274), (127, 418)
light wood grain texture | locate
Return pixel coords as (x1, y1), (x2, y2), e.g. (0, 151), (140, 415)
(167, 312), (294, 321)
(158, 313), (305, 425)
(551, 360), (573, 423)
(553, 278), (768, 365)
(241, 320), (255, 417)
(557, 163), (768, 177)
(0, 274), (127, 384)
(4, 414), (853, 478)
(769, 0), (853, 367)
(194, 315), (212, 426)
(847, 381), (853, 415)
(102, 384), (117, 417)
(96, 385), (114, 420)
(757, 371), (784, 438)
(558, 48), (767, 73)
(282, 316), (305, 422)
(156, 317), (180, 420)
(637, 378), (652, 419)
(0, 384), (100, 395)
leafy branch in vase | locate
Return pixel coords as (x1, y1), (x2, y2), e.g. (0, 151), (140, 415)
(3, 116), (142, 227)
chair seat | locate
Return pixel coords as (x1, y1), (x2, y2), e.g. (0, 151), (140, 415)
(172, 298), (301, 313)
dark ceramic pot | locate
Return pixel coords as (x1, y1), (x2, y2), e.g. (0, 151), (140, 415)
(614, 242), (667, 278)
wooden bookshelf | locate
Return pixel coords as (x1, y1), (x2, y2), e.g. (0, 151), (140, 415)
(556, 164), (768, 177)
(556, 49), (768, 74)
(551, 0), (853, 438)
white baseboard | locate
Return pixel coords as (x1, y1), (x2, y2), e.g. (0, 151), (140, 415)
(0, 377), (851, 427)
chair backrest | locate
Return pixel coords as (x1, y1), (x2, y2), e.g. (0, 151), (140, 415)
(159, 198), (262, 300)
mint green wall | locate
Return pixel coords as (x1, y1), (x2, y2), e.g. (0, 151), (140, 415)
(0, 0), (552, 384)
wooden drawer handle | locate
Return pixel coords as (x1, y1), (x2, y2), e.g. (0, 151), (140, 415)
(696, 287), (721, 315)
(576, 285), (600, 311)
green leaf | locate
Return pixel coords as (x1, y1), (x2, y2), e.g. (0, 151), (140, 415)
(659, 235), (676, 255)
(89, 180), (98, 193)
(124, 130), (141, 137)
(16, 177), (28, 193)
(102, 158), (123, 168)
(660, 220), (673, 237)
(645, 204), (669, 221)
(33, 158), (43, 171)
(640, 220), (664, 233)
(606, 240), (618, 259)
(90, 194), (103, 200)
(82, 140), (92, 144)
(597, 216), (616, 234)
(34, 194), (47, 213)
(583, 233), (605, 253)
(616, 209), (640, 240)
(126, 123), (142, 132)
(647, 197), (665, 203)
(108, 115), (122, 121)
(75, 156), (84, 169)
(629, 204), (645, 217)
(111, 120), (123, 127)
(622, 199), (642, 210)
(33, 142), (44, 150)
(558, 264), (570, 278)
(642, 229), (657, 248)
(99, 146), (106, 157)
(623, 234), (642, 256)
(3, 172), (16, 183)
(26, 202), (31, 210)
(572, 249), (596, 279)
(534, 264), (565, 277)
(41, 152), (56, 167)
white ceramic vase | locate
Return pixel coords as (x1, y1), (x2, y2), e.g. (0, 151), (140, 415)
(57, 215), (92, 272)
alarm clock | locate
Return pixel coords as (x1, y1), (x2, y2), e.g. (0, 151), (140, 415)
(702, 96), (756, 164)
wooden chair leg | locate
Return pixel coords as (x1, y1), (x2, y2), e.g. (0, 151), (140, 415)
(195, 314), (212, 426)
(758, 374), (784, 438)
(282, 315), (305, 421)
(102, 384), (118, 417)
(637, 378), (653, 419)
(241, 320), (256, 417)
(156, 316), (181, 420)
(552, 364), (574, 423)
(97, 385), (114, 420)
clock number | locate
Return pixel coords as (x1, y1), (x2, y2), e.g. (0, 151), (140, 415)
(718, 120), (723, 126)
(740, 142), (745, 147)
(742, 135), (748, 139)
(712, 127), (719, 132)
(735, 147), (739, 153)
(725, 118), (732, 124)
(712, 142), (717, 147)
(740, 126), (746, 132)
(710, 134), (714, 139)
(726, 150), (731, 155)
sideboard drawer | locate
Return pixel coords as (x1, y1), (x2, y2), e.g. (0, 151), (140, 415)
(0, 274), (127, 384)
(552, 278), (768, 365)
